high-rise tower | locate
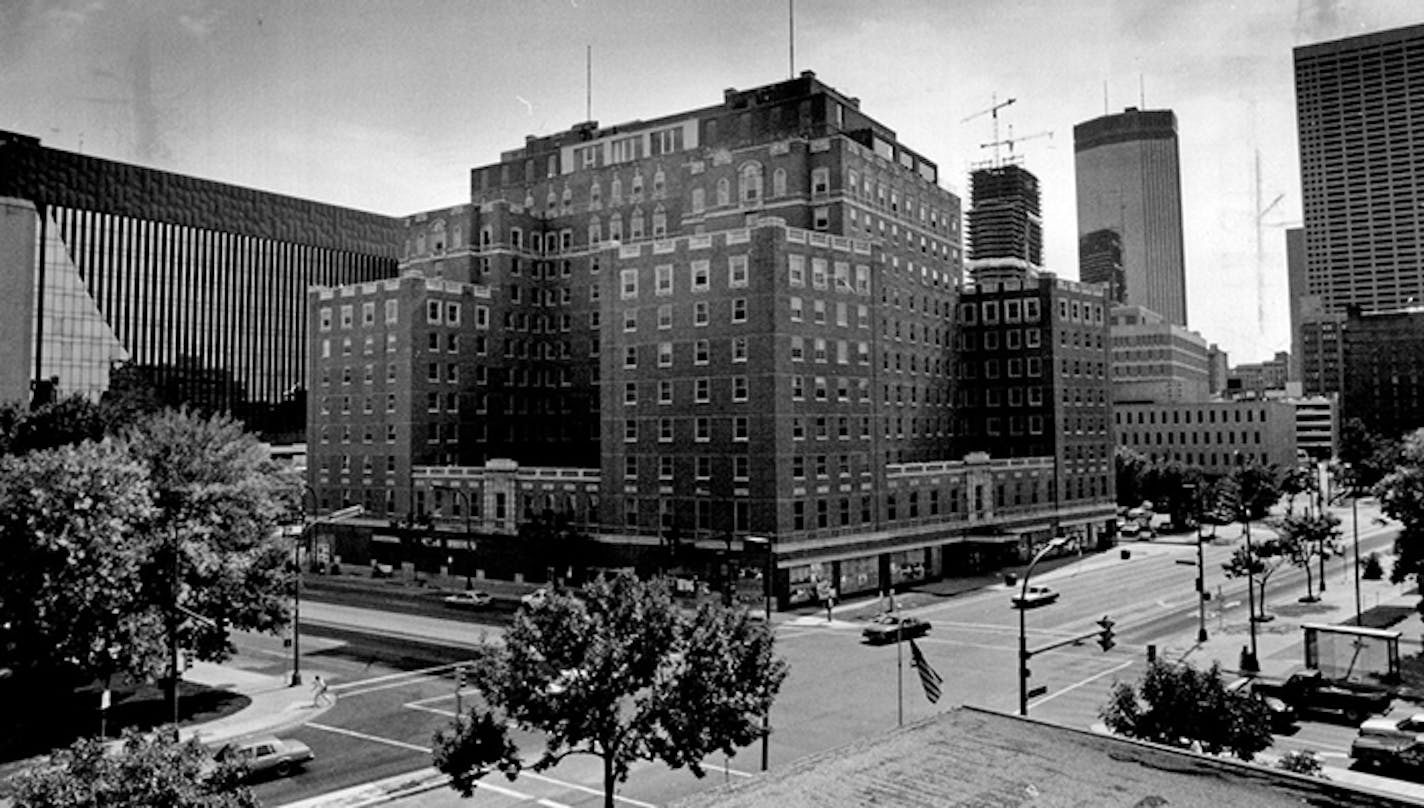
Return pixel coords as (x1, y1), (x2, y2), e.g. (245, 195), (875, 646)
(1294, 24), (1424, 316)
(966, 163), (1042, 285)
(1074, 108), (1187, 326)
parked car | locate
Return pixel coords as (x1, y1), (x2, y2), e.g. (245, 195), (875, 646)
(1011, 585), (1060, 609)
(215, 736), (314, 780)
(1351, 713), (1424, 771)
(520, 588), (550, 608)
(861, 614), (931, 644)
(442, 591), (493, 609)
(371, 561), (394, 578)
(1251, 669), (1392, 725)
(1226, 677), (1297, 731)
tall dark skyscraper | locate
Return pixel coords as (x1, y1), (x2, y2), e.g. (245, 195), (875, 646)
(966, 163), (1042, 284)
(1295, 23), (1424, 316)
(1079, 228), (1125, 304)
(1074, 108), (1187, 326)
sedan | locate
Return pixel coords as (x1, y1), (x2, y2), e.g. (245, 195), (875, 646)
(216, 736), (314, 780)
(442, 591), (494, 609)
(1011, 585), (1060, 609)
(861, 614), (931, 644)
(1226, 677), (1297, 732)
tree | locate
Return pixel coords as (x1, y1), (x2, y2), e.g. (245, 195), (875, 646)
(1272, 512), (1342, 603)
(1378, 429), (1424, 608)
(1280, 465), (1317, 517)
(1222, 536), (1289, 618)
(1143, 461), (1206, 529)
(1100, 659), (1273, 760)
(1339, 417), (1400, 490)
(10, 727), (257, 808)
(121, 409), (294, 713)
(432, 572), (787, 808)
(0, 394), (106, 457)
(1115, 447), (1149, 508)
(0, 441), (160, 686)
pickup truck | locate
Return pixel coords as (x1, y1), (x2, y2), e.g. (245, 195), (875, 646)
(1350, 714), (1424, 771)
(1251, 670), (1392, 724)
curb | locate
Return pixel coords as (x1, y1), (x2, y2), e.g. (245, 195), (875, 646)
(277, 767), (449, 808)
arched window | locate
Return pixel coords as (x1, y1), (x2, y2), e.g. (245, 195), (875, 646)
(652, 205), (667, 238)
(561, 187), (573, 213)
(609, 214), (623, 242)
(652, 168), (666, 197)
(716, 178), (730, 207)
(523, 191), (534, 210)
(631, 173), (644, 202)
(691, 187), (705, 213)
(773, 167), (787, 198)
(611, 176), (623, 205)
(589, 181), (602, 209)
(588, 216), (602, 245)
(739, 162), (763, 204)
(630, 207), (645, 240)
(546, 190), (558, 213)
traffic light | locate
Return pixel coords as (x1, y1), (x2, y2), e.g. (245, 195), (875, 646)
(455, 665), (467, 689)
(1096, 616), (1116, 652)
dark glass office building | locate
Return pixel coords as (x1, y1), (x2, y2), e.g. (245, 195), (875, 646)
(0, 130), (401, 439)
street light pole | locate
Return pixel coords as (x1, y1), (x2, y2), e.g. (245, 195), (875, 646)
(292, 485), (317, 687)
(1353, 490), (1362, 626)
(744, 536), (774, 771)
(1018, 536), (1067, 716)
(1183, 483), (1208, 644)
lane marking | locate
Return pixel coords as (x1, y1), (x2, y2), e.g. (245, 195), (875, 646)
(521, 770), (660, 807)
(404, 702), (457, 718)
(1028, 659), (1135, 709)
(331, 661), (467, 693)
(308, 721), (431, 753)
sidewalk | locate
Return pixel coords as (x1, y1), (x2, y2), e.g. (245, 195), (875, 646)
(180, 660), (337, 748)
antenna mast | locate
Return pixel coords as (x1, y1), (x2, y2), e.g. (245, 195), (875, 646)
(586, 45), (592, 121)
(789, 0), (795, 78)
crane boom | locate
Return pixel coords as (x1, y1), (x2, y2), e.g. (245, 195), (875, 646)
(962, 94), (1018, 164)
(980, 127), (1053, 157)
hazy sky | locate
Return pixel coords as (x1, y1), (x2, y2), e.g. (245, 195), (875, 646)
(2, 0), (1420, 364)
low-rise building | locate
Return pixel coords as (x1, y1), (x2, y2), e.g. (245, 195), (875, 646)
(1108, 304), (1209, 403)
(1113, 399), (1298, 472)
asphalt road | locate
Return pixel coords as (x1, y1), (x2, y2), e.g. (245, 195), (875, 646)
(255, 504), (1412, 807)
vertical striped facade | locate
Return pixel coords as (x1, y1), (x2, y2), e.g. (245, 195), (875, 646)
(0, 130), (401, 439)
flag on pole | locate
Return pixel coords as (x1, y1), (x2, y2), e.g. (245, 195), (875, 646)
(909, 638), (943, 704)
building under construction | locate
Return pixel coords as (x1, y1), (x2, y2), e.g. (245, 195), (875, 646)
(966, 163), (1042, 285)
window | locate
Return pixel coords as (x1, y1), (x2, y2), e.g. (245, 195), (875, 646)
(659, 418), (673, 442)
(732, 336), (747, 362)
(812, 167), (830, 196)
(734, 456), (749, 482)
(732, 376), (748, 401)
(813, 206), (830, 229)
(655, 264), (673, 295)
(691, 187), (705, 213)
(695, 417), (710, 441)
(624, 346), (638, 369)
(659, 380), (673, 404)
(362, 301), (375, 326)
(657, 304), (673, 330)
(624, 309), (637, 332)
(319, 307), (333, 331)
(695, 339), (709, 365)
(739, 162), (763, 204)
(658, 342), (673, 367)
(695, 378), (710, 403)
(694, 301), (709, 326)
(790, 297), (803, 322)
(620, 268), (638, 299)
(791, 336), (805, 362)
(446, 301), (460, 326)
(427, 301), (441, 324)
(732, 298), (747, 323)
(341, 305), (354, 329)
(691, 260), (710, 291)
(812, 258), (828, 289)
(772, 167), (787, 197)
(729, 255), (748, 288)
(788, 254), (805, 287)
(623, 420), (637, 442)
(624, 382), (638, 405)
(733, 416), (749, 441)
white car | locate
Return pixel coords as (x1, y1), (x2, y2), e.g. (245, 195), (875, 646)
(215, 736), (314, 780)
(1011, 584), (1060, 609)
(520, 588), (550, 608)
(442, 591), (493, 609)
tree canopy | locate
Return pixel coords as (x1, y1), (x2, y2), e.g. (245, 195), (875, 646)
(1271, 512), (1342, 602)
(1377, 429), (1424, 605)
(1100, 659), (1273, 760)
(432, 572), (787, 808)
(9, 728), (257, 808)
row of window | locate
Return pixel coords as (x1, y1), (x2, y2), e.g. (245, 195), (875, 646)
(1121, 430), (1265, 447)
(1115, 407), (1273, 425)
(620, 376), (750, 416)
(957, 328), (1043, 351)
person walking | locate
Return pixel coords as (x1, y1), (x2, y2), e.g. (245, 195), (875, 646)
(311, 675), (333, 707)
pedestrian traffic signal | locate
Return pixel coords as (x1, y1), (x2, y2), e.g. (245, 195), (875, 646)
(1097, 616), (1116, 652)
(455, 665), (466, 688)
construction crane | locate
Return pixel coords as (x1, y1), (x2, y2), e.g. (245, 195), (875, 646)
(962, 94), (1017, 164)
(980, 125), (1053, 161)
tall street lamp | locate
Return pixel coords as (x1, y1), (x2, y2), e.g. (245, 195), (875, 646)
(292, 491), (362, 687)
(434, 486), (475, 590)
(744, 536), (774, 770)
(1018, 535), (1067, 716)
(1182, 483), (1208, 644)
(1347, 464), (1362, 625)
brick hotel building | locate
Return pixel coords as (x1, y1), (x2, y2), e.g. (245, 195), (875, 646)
(308, 72), (1116, 605)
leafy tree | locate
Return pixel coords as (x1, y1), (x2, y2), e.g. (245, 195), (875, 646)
(0, 395), (106, 456)
(432, 572), (787, 808)
(1272, 512), (1342, 602)
(1115, 446), (1149, 509)
(121, 409), (294, 713)
(1280, 465), (1317, 517)
(1143, 461), (1206, 529)
(10, 727), (257, 808)
(0, 441), (160, 686)
(1100, 659), (1273, 761)
(1277, 749), (1327, 778)
(1339, 418), (1401, 490)
(1378, 429), (1424, 606)
(1222, 536), (1289, 618)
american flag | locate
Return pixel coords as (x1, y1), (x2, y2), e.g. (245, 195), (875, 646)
(909, 638), (943, 704)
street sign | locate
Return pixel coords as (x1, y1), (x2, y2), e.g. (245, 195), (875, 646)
(1027, 685), (1048, 698)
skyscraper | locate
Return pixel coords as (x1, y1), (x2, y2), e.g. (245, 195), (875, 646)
(1074, 108), (1188, 326)
(1294, 24), (1424, 316)
(966, 163), (1042, 284)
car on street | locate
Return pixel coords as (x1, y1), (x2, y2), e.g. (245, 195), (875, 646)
(520, 587), (550, 608)
(1225, 677), (1297, 732)
(1011, 584), (1060, 609)
(861, 613), (931, 644)
(442, 591), (493, 609)
(215, 736), (314, 780)
(1351, 713), (1424, 771)
(1251, 669), (1392, 725)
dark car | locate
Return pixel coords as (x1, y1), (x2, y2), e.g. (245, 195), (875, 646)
(861, 614), (931, 644)
(1226, 677), (1297, 732)
(216, 736), (314, 780)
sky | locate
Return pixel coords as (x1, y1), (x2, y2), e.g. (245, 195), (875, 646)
(2, 0), (1421, 365)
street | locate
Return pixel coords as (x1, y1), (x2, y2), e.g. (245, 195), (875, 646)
(247, 503), (1411, 807)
